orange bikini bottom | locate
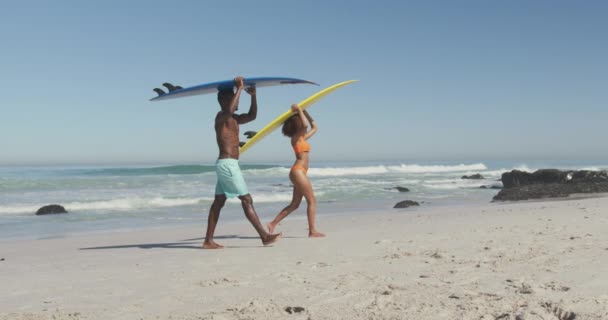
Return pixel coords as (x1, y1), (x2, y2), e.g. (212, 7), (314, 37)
(291, 164), (308, 173)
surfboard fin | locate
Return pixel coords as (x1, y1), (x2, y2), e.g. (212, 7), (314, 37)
(163, 82), (181, 92)
(239, 142), (246, 147)
(244, 131), (257, 139)
(175, 86), (183, 90)
(153, 88), (166, 96)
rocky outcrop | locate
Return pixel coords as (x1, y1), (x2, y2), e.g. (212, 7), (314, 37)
(462, 174), (484, 180)
(493, 169), (608, 201)
(393, 200), (420, 208)
(500, 169), (608, 188)
(36, 204), (68, 215)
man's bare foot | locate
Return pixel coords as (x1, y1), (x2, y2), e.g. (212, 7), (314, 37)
(262, 233), (282, 246)
(267, 222), (276, 234)
(202, 241), (224, 249)
(309, 231), (326, 238)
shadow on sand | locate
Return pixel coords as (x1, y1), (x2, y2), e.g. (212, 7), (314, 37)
(78, 234), (292, 250)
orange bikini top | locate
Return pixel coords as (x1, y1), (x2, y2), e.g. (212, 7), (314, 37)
(293, 137), (310, 154)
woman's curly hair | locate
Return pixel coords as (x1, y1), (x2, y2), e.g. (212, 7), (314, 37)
(282, 115), (302, 137)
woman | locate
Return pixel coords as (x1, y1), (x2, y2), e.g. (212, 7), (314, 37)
(267, 104), (325, 237)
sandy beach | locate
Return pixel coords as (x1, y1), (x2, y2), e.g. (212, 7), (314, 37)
(1, 196), (607, 320)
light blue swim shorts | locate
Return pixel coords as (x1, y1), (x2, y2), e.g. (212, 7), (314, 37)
(214, 158), (249, 198)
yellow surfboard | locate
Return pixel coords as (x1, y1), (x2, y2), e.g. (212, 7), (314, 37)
(239, 80), (358, 154)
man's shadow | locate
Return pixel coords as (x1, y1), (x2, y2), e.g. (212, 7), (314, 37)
(78, 234), (297, 250)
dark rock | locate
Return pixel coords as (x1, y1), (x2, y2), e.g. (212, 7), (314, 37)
(462, 173), (484, 180)
(385, 186), (410, 192)
(285, 306), (305, 314)
(36, 204), (68, 215)
(480, 185), (503, 189)
(394, 200), (420, 208)
(494, 169), (608, 201)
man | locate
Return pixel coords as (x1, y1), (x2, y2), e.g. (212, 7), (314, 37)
(203, 76), (281, 249)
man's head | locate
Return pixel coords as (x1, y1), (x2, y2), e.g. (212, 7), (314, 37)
(217, 89), (235, 111)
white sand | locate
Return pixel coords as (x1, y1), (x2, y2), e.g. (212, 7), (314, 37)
(1, 196), (607, 320)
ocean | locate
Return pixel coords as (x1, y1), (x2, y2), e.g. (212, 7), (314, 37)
(1, 160), (606, 240)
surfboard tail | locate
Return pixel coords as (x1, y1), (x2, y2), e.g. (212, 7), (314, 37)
(153, 88), (166, 96)
(163, 82), (181, 92)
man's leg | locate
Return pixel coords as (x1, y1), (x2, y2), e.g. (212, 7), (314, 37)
(239, 194), (281, 246)
(203, 194), (226, 249)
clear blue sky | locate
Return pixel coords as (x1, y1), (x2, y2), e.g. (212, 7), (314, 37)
(1, 1), (607, 165)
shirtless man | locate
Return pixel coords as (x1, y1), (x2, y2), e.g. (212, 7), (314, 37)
(202, 76), (281, 249)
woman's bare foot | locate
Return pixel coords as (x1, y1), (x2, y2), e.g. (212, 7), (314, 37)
(202, 241), (224, 249)
(267, 222), (276, 234)
(262, 233), (282, 246)
(309, 231), (325, 238)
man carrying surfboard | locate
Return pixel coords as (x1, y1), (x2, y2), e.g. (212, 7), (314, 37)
(203, 76), (281, 249)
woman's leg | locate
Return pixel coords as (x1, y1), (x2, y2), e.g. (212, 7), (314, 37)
(268, 179), (303, 234)
(290, 170), (325, 237)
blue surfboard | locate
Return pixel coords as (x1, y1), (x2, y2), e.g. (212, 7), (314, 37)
(150, 77), (318, 102)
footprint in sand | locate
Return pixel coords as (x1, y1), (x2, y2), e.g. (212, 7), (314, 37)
(541, 281), (570, 292)
(542, 302), (577, 320)
(374, 239), (393, 245)
(506, 280), (534, 294)
(277, 272), (313, 285)
(430, 252), (443, 259)
(383, 250), (413, 260)
(284, 306), (305, 314)
(311, 262), (330, 269)
(224, 299), (285, 317)
(384, 253), (401, 260)
(198, 277), (239, 287)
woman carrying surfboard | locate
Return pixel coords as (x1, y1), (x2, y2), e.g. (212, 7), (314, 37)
(267, 105), (325, 238)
